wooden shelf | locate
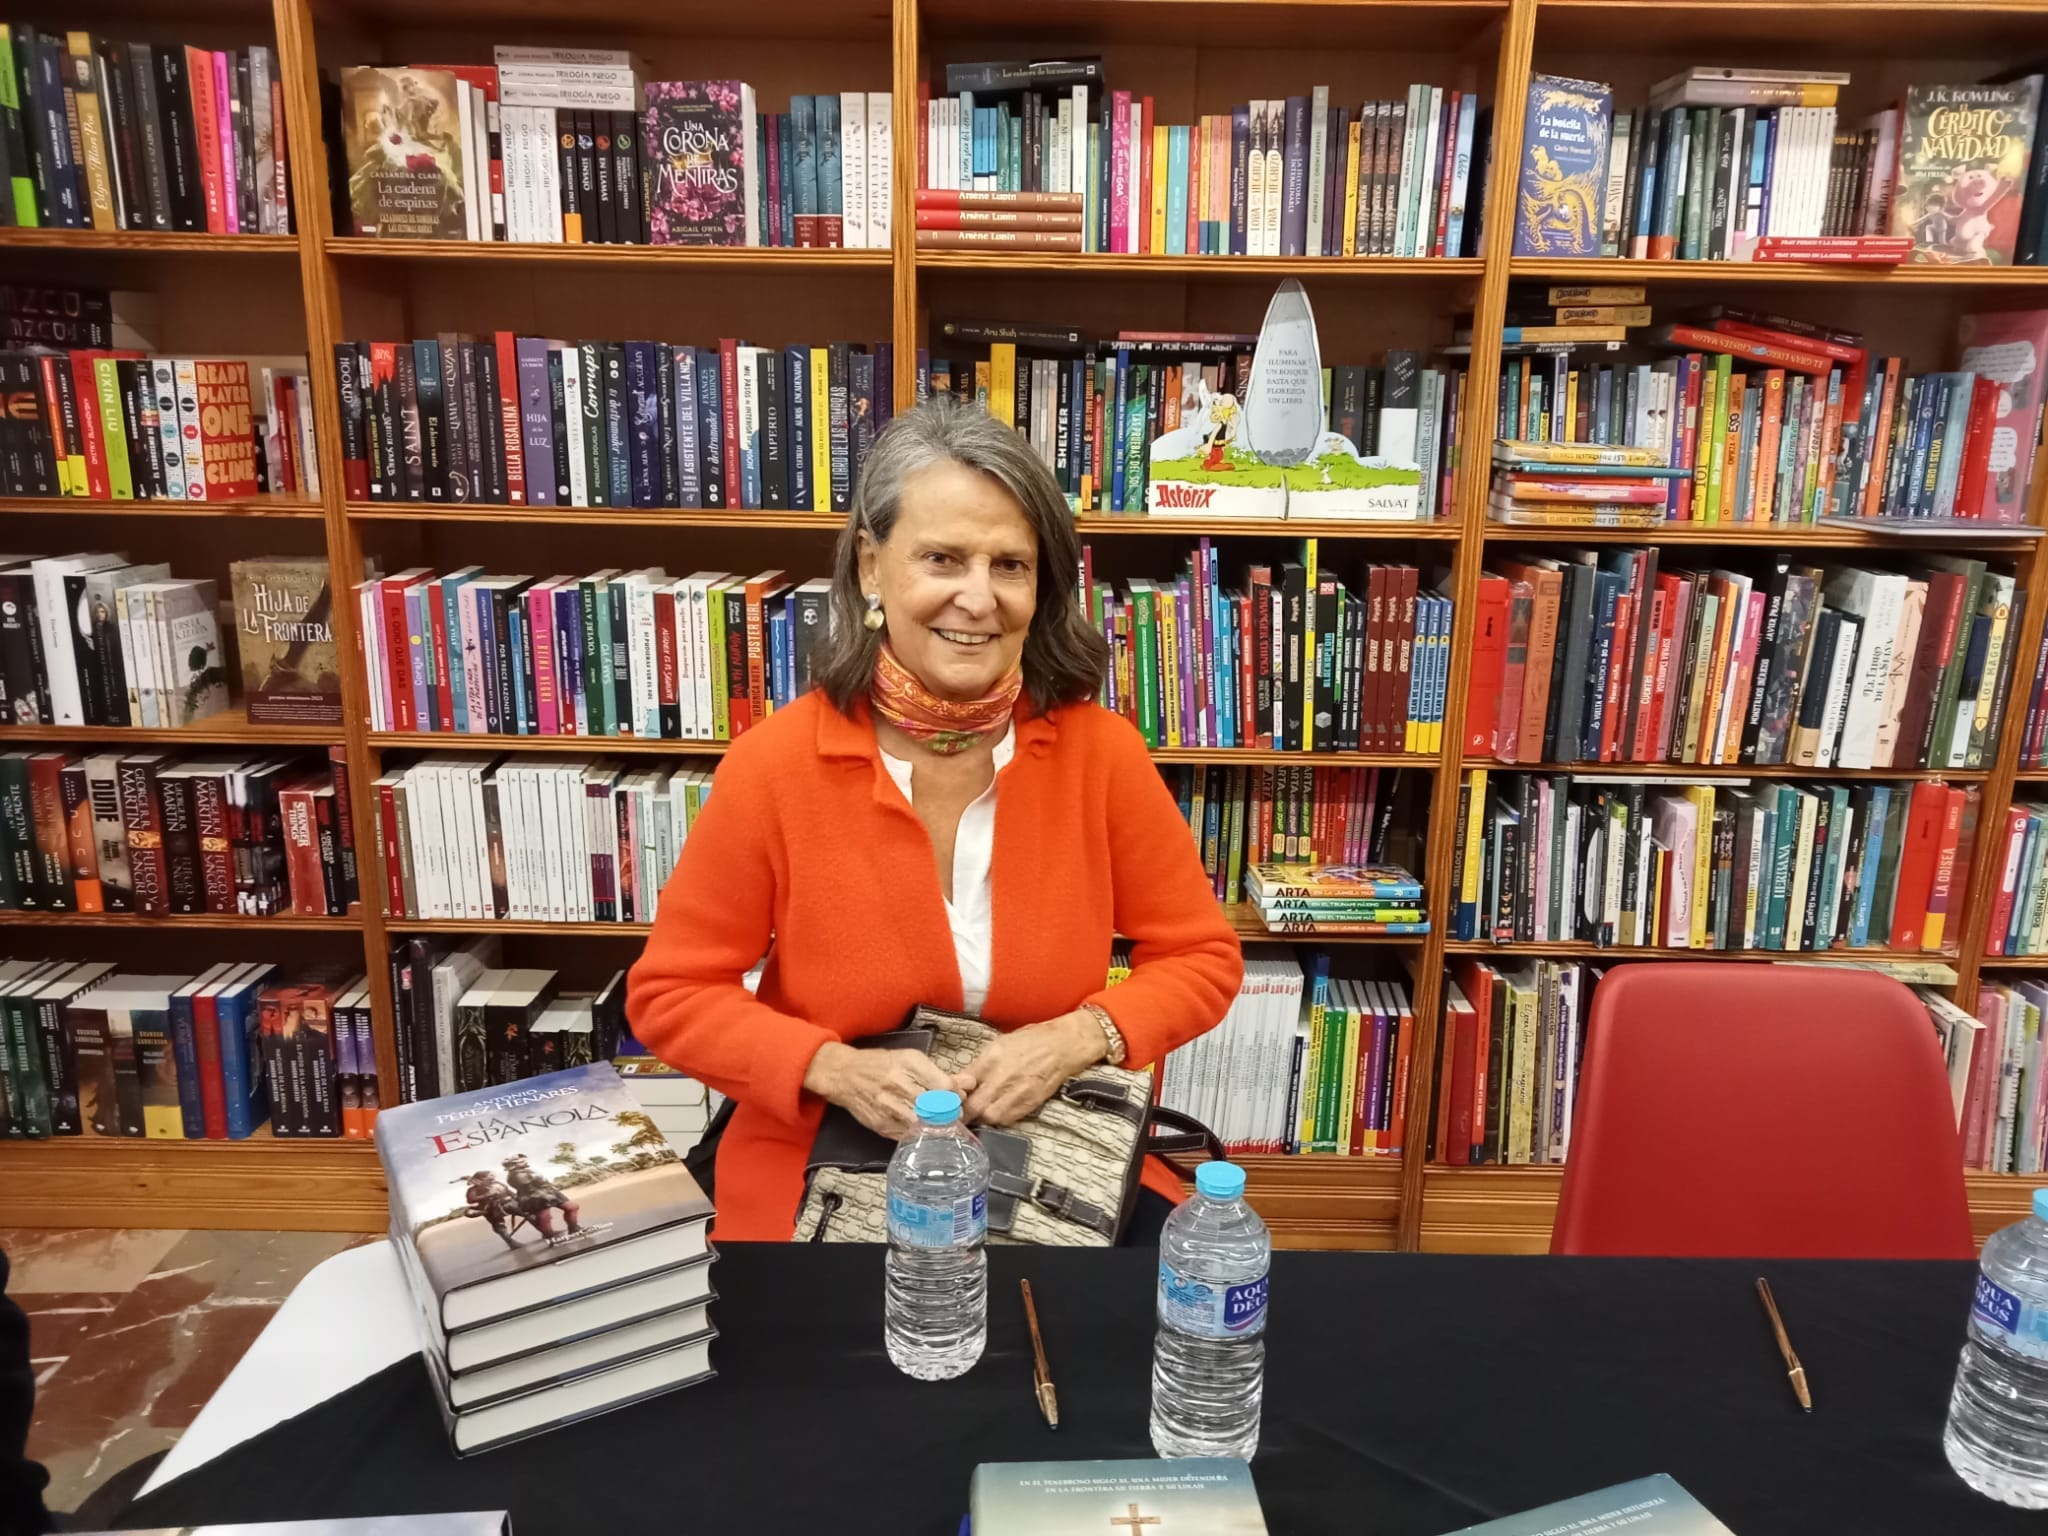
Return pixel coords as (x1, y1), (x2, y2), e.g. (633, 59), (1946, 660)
(345, 502), (841, 529)
(0, 1132), (385, 1232)
(1153, 747), (1430, 768)
(0, 229), (297, 256)
(326, 237), (890, 269)
(1982, 955), (2048, 970)
(1510, 257), (2048, 288)
(1484, 520), (2044, 548)
(2015, 768), (2048, 783)
(1075, 514), (1460, 539)
(1460, 760), (1992, 782)
(1, 494), (324, 518)
(919, 252), (1485, 281)
(0, 910), (359, 931)
(1442, 938), (1958, 963)
(0, 718), (336, 747)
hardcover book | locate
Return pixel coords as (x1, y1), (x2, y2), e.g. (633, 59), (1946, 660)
(229, 557), (342, 725)
(1891, 81), (2040, 265)
(1956, 308), (2048, 523)
(375, 1062), (713, 1331)
(968, 1459), (1267, 1535)
(341, 67), (469, 239)
(643, 80), (754, 245)
(1513, 75), (1612, 257)
(1442, 1474), (1734, 1534)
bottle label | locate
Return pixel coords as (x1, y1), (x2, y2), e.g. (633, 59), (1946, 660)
(887, 1188), (986, 1247)
(1158, 1261), (1268, 1339)
(1972, 1273), (2048, 1359)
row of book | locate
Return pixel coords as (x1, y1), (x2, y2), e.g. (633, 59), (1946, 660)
(334, 336), (891, 512)
(1085, 550), (1452, 755)
(0, 748), (357, 918)
(1985, 801), (2048, 958)
(0, 349), (304, 500)
(1973, 981), (2048, 1174)
(355, 566), (827, 742)
(917, 61), (1488, 258)
(1464, 551), (2022, 773)
(0, 28), (292, 233)
(341, 54), (890, 250)
(1434, 957), (1593, 1166)
(0, 960), (365, 1142)
(373, 755), (710, 925)
(1161, 763), (1424, 914)
(1453, 769), (1976, 956)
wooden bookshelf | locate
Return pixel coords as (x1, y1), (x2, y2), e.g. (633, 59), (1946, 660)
(6, 0), (2048, 1255)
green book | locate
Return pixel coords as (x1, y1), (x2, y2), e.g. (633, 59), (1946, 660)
(93, 358), (132, 498)
(1925, 556), (1986, 770)
(1120, 364), (1149, 513)
(0, 27), (34, 226)
(1680, 107), (1714, 261)
(1764, 785), (1798, 949)
(1703, 353), (1732, 521)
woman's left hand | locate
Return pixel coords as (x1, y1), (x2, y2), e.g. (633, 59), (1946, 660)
(955, 1011), (1106, 1126)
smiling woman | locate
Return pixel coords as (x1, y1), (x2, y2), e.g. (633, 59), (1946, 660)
(625, 397), (1245, 1242)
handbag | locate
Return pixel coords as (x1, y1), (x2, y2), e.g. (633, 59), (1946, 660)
(790, 1005), (1223, 1245)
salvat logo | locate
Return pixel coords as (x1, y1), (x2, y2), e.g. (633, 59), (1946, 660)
(1154, 482), (1217, 509)
(1223, 1274), (1269, 1331)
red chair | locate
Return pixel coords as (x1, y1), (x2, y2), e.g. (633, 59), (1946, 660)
(1551, 964), (1974, 1259)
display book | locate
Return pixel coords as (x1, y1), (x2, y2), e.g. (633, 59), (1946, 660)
(963, 1457), (1268, 1534)
(1450, 767), (1976, 957)
(331, 334), (893, 513)
(1481, 301), (2048, 529)
(0, 746), (357, 920)
(1464, 549), (2022, 776)
(0, 959), (379, 1142)
(1083, 543), (1452, 755)
(230, 557), (343, 727)
(376, 1062), (716, 1455)
(1441, 1474), (1736, 1534)
(918, 57), (1489, 259)
(0, 26), (293, 234)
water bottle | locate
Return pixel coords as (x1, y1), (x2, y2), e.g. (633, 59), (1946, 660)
(1152, 1161), (1269, 1459)
(884, 1089), (988, 1380)
(1945, 1188), (2048, 1507)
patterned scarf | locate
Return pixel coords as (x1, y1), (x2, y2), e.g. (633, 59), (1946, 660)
(870, 640), (1022, 754)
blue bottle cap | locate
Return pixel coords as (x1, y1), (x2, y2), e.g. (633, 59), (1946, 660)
(2034, 1188), (2048, 1223)
(915, 1090), (963, 1125)
(1196, 1161), (1246, 1200)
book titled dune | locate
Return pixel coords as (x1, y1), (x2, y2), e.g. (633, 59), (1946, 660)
(643, 80), (757, 245)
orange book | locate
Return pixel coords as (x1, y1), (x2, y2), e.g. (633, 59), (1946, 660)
(742, 569), (787, 725)
(1753, 370), (1785, 521)
(1138, 96), (1154, 253)
(1695, 577), (1740, 763)
(1921, 785), (1969, 953)
(1888, 780), (1951, 950)
(1721, 371), (1745, 520)
(1387, 984), (1415, 1156)
(1814, 371), (1846, 519)
(1861, 357), (1905, 517)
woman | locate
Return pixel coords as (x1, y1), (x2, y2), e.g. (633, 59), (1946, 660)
(627, 396), (1244, 1241)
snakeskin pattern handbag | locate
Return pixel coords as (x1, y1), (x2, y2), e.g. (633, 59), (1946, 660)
(791, 1005), (1222, 1245)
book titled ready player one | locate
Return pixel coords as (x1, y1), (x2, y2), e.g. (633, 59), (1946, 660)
(1443, 1474), (1736, 1534)
(967, 1459), (1268, 1535)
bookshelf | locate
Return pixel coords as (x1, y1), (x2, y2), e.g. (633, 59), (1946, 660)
(3, 0), (2047, 1250)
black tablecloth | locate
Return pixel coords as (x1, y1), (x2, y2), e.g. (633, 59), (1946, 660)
(116, 1245), (2033, 1535)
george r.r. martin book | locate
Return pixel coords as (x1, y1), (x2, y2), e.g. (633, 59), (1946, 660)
(228, 556), (342, 725)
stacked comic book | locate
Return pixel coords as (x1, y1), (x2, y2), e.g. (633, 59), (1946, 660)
(375, 1062), (717, 1455)
(1246, 862), (1429, 935)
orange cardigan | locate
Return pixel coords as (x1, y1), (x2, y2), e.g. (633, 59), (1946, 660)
(626, 691), (1245, 1240)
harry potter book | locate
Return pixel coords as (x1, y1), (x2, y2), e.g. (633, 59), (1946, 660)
(1892, 81), (2040, 265)
(229, 557), (342, 725)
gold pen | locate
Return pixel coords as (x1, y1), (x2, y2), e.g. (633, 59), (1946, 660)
(1756, 1276), (1811, 1413)
(1021, 1279), (1058, 1429)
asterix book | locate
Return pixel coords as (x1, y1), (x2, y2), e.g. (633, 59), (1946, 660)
(375, 1062), (713, 1332)
(968, 1459), (1268, 1535)
(1891, 82), (2040, 265)
(1441, 1474), (1735, 1534)
(1513, 75), (1611, 257)
(229, 557), (341, 725)
(642, 80), (758, 246)
(340, 66), (469, 239)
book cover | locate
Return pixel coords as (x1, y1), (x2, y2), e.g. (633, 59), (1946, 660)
(341, 67), (467, 239)
(1956, 308), (2048, 524)
(969, 1459), (1267, 1536)
(643, 80), (750, 245)
(1891, 81), (2039, 265)
(230, 558), (342, 725)
(1513, 75), (1612, 256)
(1443, 1475), (1734, 1535)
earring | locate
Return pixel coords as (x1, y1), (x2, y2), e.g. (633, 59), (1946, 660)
(862, 593), (885, 632)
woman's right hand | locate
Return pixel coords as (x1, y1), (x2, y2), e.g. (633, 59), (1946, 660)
(803, 1043), (959, 1140)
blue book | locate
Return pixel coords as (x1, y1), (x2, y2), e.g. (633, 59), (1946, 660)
(816, 93), (843, 239)
(215, 965), (276, 1140)
(770, 603), (792, 709)
(1441, 1475), (1735, 1535)
(790, 96), (818, 243)
(505, 601), (529, 733)
(552, 586), (582, 733)
(1165, 125), (1189, 256)
(626, 341), (661, 507)
(1230, 106), (1250, 254)
(785, 345), (811, 512)
(437, 568), (479, 732)
(1511, 75), (1611, 257)
(1905, 376), (1942, 518)
(472, 583), (501, 734)
(1109, 349), (1130, 512)
(1849, 781), (1890, 947)
(673, 346), (699, 508)
(695, 348), (724, 508)
(167, 977), (208, 1140)
(777, 112), (796, 247)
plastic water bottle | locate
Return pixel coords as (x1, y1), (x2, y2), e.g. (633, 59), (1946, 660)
(884, 1089), (988, 1380)
(1946, 1188), (2048, 1506)
(1152, 1161), (1269, 1459)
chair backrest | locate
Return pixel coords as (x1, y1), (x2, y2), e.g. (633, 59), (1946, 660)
(1551, 964), (1975, 1259)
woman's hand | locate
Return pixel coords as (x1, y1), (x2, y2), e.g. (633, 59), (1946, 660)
(803, 1042), (959, 1140)
(956, 1011), (1105, 1127)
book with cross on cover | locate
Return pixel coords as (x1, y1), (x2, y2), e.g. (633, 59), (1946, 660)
(967, 1458), (1268, 1534)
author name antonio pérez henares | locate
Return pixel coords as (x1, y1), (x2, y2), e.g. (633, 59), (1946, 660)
(421, 1084), (611, 1155)
(238, 580), (335, 646)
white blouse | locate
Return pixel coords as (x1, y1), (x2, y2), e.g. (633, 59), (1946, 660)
(879, 724), (1014, 1017)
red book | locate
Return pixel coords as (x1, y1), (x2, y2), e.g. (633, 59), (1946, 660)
(1961, 994), (2003, 1168)
(277, 777), (325, 916)
(1709, 317), (1867, 370)
(1648, 574), (1688, 759)
(1986, 805), (2032, 955)
(1651, 323), (1834, 377)
(718, 338), (742, 509)
(1898, 572), (1966, 768)
(1387, 988), (1415, 1156)
(1951, 376), (2000, 519)
(1238, 592), (1257, 754)
(37, 353), (72, 494)
(1463, 573), (1511, 755)
(1361, 565), (1389, 753)
(1922, 786), (1968, 953)
(1459, 960), (1495, 1164)
(68, 351), (108, 498)
(1438, 987), (1476, 1166)
(913, 189), (1085, 210)
(1599, 589), (1634, 763)
(185, 46), (226, 234)
(1749, 235), (1911, 262)
(377, 570), (426, 732)
(192, 985), (228, 1139)
(1673, 355), (1704, 520)
(1888, 779), (1950, 950)
(376, 778), (406, 917)
(915, 81), (929, 195)
(493, 331), (526, 504)
(655, 589), (679, 733)
(192, 360), (260, 499)
(1389, 566), (1419, 753)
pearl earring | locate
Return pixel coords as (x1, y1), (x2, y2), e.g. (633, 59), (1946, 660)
(862, 593), (885, 632)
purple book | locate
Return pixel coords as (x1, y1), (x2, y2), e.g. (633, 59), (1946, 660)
(515, 338), (556, 506)
(1281, 95), (1310, 256)
(1230, 106), (1250, 255)
(674, 345), (700, 508)
(644, 80), (753, 246)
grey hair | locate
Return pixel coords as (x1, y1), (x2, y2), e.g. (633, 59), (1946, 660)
(812, 394), (1110, 714)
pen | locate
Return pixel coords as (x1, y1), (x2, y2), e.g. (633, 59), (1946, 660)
(1021, 1279), (1057, 1429)
(1756, 1276), (1811, 1413)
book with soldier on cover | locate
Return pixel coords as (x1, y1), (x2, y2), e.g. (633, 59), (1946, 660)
(342, 66), (470, 239)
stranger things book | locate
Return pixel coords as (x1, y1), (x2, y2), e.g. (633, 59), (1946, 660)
(375, 1062), (713, 1332)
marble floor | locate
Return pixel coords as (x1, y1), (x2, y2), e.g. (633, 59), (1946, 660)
(4, 1227), (372, 1515)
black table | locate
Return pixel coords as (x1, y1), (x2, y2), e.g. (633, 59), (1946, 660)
(117, 1245), (2031, 1534)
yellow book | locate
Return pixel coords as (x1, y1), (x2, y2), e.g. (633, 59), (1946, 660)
(1151, 125), (1169, 253)
(1301, 538), (1318, 752)
(1546, 284), (1647, 305)
(65, 33), (116, 232)
(1564, 371), (1579, 443)
(1685, 784), (1715, 949)
(1300, 990), (1326, 1150)
(1158, 586), (1183, 747)
(1342, 121), (1361, 256)
(707, 578), (734, 740)
(1495, 439), (1664, 468)
(809, 348), (831, 508)
(990, 343), (1016, 427)
(1461, 768), (1487, 920)
(1508, 977), (1539, 1164)
(1334, 984), (1361, 1156)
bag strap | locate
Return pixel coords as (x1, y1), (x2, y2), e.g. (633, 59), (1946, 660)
(1145, 1105), (1226, 1165)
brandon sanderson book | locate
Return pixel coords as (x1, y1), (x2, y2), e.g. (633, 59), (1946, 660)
(1891, 81), (2041, 265)
(642, 80), (753, 245)
(1512, 74), (1612, 258)
(341, 66), (469, 239)
(228, 557), (342, 725)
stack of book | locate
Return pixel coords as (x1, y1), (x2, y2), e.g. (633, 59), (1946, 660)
(342, 55), (890, 249)
(1084, 547), (1452, 753)
(1971, 982), (2048, 1172)
(919, 59), (1489, 258)
(915, 188), (1081, 250)
(1246, 861), (1427, 935)
(1465, 551), (2021, 773)
(1452, 769), (1976, 955)
(377, 1063), (717, 1455)
(0, 748), (357, 919)
(1435, 957), (1595, 1166)
(1488, 440), (1684, 529)
(334, 336), (892, 512)
(1162, 763), (1426, 908)
(1985, 801), (2048, 958)
(0, 27), (293, 233)
(0, 959), (373, 1142)
(614, 1052), (712, 1153)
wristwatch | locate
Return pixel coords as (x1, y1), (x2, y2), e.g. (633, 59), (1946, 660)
(1080, 1001), (1127, 1066)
